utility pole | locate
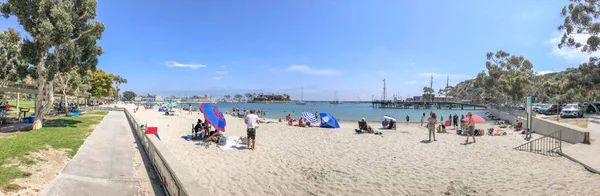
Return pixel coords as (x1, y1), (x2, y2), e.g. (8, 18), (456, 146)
(382, 79), (387, 101)
(429, 73), (433, 102)
(446, 74), (449, 102)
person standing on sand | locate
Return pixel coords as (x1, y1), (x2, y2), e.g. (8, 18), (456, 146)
(244, 109), (263, 150)
(421, 115), (424, 126)
(406, 115), (409, 125)
(188, 104), (192, 115)
(427, 113), (438, 141)
(465, 112), (476, 143)
(453, 114), (459, 129)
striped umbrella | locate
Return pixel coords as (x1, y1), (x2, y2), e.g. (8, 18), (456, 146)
(302, 111), (318, 123)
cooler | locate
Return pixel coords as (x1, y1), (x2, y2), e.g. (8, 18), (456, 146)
(445, 119), (450, 126)
(146, 123), (158, 134)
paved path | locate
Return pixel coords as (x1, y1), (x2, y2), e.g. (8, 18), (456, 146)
(43, 111), (161, 196)
(561, 115), (600, 174)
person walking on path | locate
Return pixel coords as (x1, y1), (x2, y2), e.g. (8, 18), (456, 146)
(427, 113), (438, 141)
(406, 115), (410, 125)
(244, 109), (263, 150)
(465, 112), (476, 144)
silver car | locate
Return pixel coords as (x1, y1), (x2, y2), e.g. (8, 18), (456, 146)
(560, 104), (584, 118)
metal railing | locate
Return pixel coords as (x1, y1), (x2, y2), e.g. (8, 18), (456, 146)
(514, 130), (562, 157)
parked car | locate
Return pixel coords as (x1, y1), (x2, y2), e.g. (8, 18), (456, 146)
(540, 104), (561, 115)
(533, 104), (550, 113)
(560, 103), (585, 118)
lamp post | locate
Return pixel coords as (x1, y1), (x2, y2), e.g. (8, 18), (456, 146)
(556, 95), (560, 122)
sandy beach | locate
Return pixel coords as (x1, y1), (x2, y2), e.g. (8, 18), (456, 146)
(124, 104), (600, 196)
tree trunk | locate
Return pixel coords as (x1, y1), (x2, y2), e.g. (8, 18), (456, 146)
(44, 80), (54, 116)
(64, 93), (68, 116)
(32, 64), (45, 130)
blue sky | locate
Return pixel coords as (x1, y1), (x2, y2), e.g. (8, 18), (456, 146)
(0, 0), (593, 101)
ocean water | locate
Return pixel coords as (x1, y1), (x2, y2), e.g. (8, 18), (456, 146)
(182, 102), (488, 122)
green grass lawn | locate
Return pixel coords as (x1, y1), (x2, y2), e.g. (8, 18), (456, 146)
(0, 111), (108, 192)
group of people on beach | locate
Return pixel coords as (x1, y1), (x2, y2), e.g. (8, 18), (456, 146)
(195, 109), (263, 150)
(357, 111), (478, 144)
(425, 112), (477, 143)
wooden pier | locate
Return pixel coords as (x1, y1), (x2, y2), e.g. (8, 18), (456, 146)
(371, 100), (487, 110)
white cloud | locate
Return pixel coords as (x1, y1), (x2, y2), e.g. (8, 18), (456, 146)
(548, 32), (600, 63)
(536, 70), (554, 75)
(376, 71), (392, 75)
(418, 72), (472, 79)
(214, 77), (222, 80)
(216, 71), (228, 75)
(163, 61), (207, 69)
(286, 65), (340, 75)
(405, 80), (418, 85)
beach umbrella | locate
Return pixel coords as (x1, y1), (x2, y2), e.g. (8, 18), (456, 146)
(383, 115), (397, 122)
(462, 114), (485, 123)
(302, 111), (317, 123)
(200, 103), (227, 131)
(166, 102), (177, 109)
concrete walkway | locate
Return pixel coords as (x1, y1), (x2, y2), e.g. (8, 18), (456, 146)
(561, 116), (600, 174)
(43, 111), (162, 196)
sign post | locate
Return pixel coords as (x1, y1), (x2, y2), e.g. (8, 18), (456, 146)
(526, 96), (532, 139)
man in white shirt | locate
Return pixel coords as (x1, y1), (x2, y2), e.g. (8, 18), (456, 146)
(244, 109), (263, 150)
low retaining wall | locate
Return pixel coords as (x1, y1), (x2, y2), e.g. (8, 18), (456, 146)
(488, 108), (590, 144)
(86, 106), (202, 196)
(531, 117), (589, 144)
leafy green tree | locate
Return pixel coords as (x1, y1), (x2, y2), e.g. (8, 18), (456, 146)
(89, 69), (114, 98)
(0, 28), (27, 81)
(1, 0), (105, 130)
(234, 94), (242, 102)
(111, 75), (127, 101)
(476, 50), (533, 104)
(558, 0), (600, 103)
(122, 91), (136, 101)
(422, 86), (434, 102)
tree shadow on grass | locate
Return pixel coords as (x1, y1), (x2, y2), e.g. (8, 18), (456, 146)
(43, 119), (83, 128)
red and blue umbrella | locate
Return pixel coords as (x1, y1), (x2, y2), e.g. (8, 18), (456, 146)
(200, 103), (226, 131)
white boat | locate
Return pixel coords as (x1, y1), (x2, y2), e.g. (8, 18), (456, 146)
(295, 87), (306, 105)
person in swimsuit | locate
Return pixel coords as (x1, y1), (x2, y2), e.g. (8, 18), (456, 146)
(465, 112), (476, 143)
(427, 113), (438, 141)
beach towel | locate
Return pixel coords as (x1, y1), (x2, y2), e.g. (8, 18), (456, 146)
(181, 136), (191, 141)
(217, 136), (247, 151)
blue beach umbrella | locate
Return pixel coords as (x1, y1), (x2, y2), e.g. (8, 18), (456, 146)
(200, 103), (227, 131)
(302, 111), (318, 124)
